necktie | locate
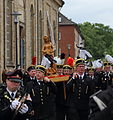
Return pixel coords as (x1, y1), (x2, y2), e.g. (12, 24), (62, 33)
(39, 81), (43, 85)
(80, 76), (82, 79)
(11, 92), (14, 98)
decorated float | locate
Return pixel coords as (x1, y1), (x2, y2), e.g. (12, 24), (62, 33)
(41, 35), (70, 82)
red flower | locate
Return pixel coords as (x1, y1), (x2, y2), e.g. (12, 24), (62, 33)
(67, 57), (74, 67)
(32, 56), (36, 65)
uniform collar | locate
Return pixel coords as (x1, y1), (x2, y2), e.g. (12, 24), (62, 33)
(37, 79), (43, 85)
(30, 76), (36, 80)
(6, 88), (17, 98)
(78, 73), (84, 79)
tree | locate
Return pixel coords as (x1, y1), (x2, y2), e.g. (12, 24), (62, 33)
(78, 22), (113, 59)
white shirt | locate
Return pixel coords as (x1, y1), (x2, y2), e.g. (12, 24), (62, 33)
(78, 73), (84, 79)
(37, 79), (43, 85)
(30, 77), (35, 80)
(6, 88), (17, 98)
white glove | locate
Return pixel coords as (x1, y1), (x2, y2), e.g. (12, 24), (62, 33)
(10, 99), (20, 110)
(19, 104), (28, 114)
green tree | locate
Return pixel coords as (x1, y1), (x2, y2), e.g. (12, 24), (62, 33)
(78, 22), (113, 59)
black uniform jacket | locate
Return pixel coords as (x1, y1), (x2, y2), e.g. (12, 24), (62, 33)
(0, 85), (32, 120)
(101, 71), (113, 90)
(23, 72), (37, 87)
(89, 85), (113, 120)
(94, 71), (103, 89)
(26, 80), (57, 119)
(66, 73), (94, 109)
(55, 81), (67, 105)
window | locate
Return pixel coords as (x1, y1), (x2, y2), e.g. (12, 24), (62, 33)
(59, 17), (62, 22)
(59, 32), (61, 40)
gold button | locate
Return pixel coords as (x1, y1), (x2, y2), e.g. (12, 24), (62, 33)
(78, 93), (81, 96)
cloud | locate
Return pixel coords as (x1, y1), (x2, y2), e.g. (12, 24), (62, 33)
(61, 0), (113, 28)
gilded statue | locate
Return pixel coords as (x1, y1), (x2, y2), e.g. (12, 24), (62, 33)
(41, 35), (56, 75)
(42, 35), (54, 56)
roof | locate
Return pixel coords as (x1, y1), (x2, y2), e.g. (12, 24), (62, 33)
(59, 12), (84, 39)
(59, 12), (76, 26)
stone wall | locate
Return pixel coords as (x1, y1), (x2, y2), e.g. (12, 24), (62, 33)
(0, 0), (64, 82)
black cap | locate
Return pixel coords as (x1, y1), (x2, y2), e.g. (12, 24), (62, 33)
(5, 69), (23, 82)
(27, 65), (35, 72)
(36, 65), (46, 73)
(75, 58), (85, 67)
(57, 64), (63, 69)
(63, 65), (72, 70)
(87, 67), (95, 72)
(104, 61), (111, 66)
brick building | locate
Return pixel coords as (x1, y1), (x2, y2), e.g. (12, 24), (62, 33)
(58, 12), (84, 62)
(0, 0), (64, 82)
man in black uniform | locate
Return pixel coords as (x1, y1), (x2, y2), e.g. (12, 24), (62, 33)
(56, 65), (72, 120)
(56, 64), (63, 75)
(87, 67), (100, 92)
(26, 65), (57, 120)
(0, 69), (33, 120)
(89, 85), (113, 120)
(23, 65), (36, 86)
(100, 61), (113, 90)
(94, 65), (104, 91)
(66, 58), (94, 120)
(63, 65), (72, 75)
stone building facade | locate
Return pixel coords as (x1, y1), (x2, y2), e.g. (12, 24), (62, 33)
(0, 0), (64, 82)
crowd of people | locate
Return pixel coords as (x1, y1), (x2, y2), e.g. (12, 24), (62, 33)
(0, 58), (113, 120)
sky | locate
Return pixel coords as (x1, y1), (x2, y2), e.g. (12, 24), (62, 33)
(60, 0), (113, 28)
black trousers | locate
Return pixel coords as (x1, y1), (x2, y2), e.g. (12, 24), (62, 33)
(30, 113), (56, 120)
(56, 104), (66, 120)
(66, 107), (89, 120)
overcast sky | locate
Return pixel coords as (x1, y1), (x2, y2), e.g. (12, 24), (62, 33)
(61, 0), (113, 28)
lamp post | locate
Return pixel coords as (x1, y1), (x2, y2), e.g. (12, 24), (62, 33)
(11, 11), (21, 69)
(67, 44), (71, 57)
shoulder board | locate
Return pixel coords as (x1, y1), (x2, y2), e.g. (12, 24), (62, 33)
(90, 90), (102, 98)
